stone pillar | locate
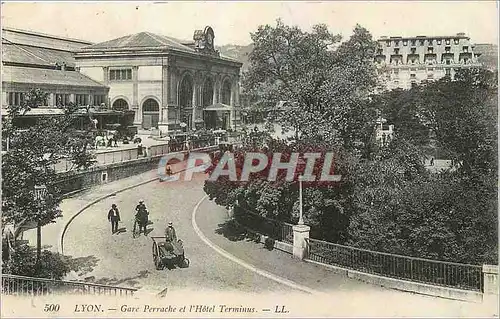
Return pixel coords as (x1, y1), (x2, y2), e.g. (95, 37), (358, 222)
(483, 265), (499, 304)
(132, 66), (141, 127)
(292, 224), (310, 260)
(48, 93), (55, 107)
(69, 94), (75, 104)
(158, 64), (170, 135)
(3, 91), (8, 107)
(103, 67), (109, 85)
(88, 94), (93, 107)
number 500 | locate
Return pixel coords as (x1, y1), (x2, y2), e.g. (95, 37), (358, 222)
(44, 304), (60, 312)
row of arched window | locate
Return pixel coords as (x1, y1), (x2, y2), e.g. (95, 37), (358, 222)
(111, 75), (232, 129)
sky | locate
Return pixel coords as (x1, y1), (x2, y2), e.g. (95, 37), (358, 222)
(2, 1), (499, 46)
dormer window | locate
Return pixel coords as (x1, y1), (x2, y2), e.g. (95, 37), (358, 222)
(387, 41), (391, 47)
(445, 39), (450, 45)
(394, 40), (400, 47)
(411, 40), (416, 46)
(437, 39), (442, 45)
(463, 46), (469, 52)
(403, 40), (408, 46)
(454, 38), (459, 45)
(419, 39), (425, 46)
(410, 48), (416, 54)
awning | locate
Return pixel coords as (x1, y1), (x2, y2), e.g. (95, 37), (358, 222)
(203, 102), (231, 111)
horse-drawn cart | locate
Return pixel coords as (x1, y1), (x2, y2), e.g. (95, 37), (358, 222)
(151, 237), (190, 270)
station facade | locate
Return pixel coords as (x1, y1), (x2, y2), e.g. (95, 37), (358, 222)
(75, 26), (243, 135)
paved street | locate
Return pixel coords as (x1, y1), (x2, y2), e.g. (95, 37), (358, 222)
(57, 167), (497, 317)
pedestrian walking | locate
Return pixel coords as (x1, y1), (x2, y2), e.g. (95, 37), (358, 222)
(430, 157), (434, 166)
(107, 204), (120, 234)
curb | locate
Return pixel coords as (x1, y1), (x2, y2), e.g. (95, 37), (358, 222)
(58, 145), (218, 254)
(59, 176), (160, 254)
(59, 164), (200, 254)
(191, 195), (322, 296)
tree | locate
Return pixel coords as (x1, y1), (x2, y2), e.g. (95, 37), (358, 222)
(243, 21), (379, 150)
(371, 87), (431, 147)
(2, 88), (96, 262)
(420, 68), (497, 174)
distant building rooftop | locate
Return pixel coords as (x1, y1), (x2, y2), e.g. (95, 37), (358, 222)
(3, 66), (107, 88)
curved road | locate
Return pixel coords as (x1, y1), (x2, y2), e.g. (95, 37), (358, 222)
(63, 170), (497, 317)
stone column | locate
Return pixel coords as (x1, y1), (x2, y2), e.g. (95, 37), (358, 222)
(69, 94), (75, 104)
(103, 67), (109, 85)
(158, 64), (170, 135)
(292, 224), (310, 260)
(191, 83), (197, 130)
(2, 91), (8, 107)
(88, 94), (93, 107)
(48, 93), (55, 107)
(132, 66), (141, 127)
(483, 265), (499, 304)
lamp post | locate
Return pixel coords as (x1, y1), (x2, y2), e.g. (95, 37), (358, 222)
(34, 184), (47, 263)
(298, 175), (304, 225)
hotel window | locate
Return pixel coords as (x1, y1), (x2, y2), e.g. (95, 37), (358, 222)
(445, 39), (450, 45)
(55, 94), (71, 107)
(445, 68), (451, 76)
(437, 39), (442, 45)
(93, 95), (106, 106)
(463, 46), (469, 52)
(377, 48), (383, 55)
(394, 48), (400, 54)
(427, 47), (434, 53)
(410, 48), (416, 54)
(7, 92), (25, 106)
(445, 46), (451, 53)
(403, 40), (408, 46)
(454, 38), (459, 45)
(419, 39), (425, 45)
(75, 94), (88, 106)
(428, 39), (434, 45)
(394, 40), (399, 47)
(410, 73), (416, 79)
(411, 40), (416, 46)
(109, 69), (132, 81)
(446, 59), (451, 65)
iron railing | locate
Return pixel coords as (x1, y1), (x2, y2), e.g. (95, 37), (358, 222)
(1, 274), (137, 296)
(306, 238), (483, 292)
(234, 206), (294, 245)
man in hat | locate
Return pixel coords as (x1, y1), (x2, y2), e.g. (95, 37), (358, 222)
(164, 222), (177, 243)
(107, 204), (120, 234)
(135, 200), (149, 234)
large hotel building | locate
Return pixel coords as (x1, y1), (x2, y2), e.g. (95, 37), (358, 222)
(375, 33), (483, 90)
